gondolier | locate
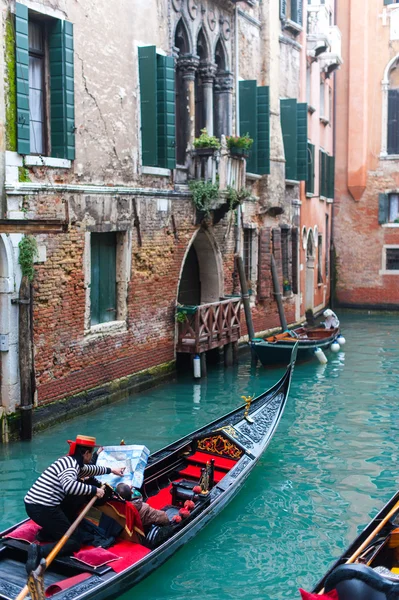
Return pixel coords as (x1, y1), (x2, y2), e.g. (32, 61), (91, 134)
(24, 434), (125, 573)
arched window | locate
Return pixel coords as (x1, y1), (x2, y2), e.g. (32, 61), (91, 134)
(388, 64), (399, 154)
(195, 28), (209, 137)
(214, 39), (232, 138)
(174, 19), (191, 165)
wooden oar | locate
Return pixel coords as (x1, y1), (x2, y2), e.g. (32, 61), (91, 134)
(15, 490), (103, 600)
(346, 499), (399, 564)
(318, 498), (399, 594)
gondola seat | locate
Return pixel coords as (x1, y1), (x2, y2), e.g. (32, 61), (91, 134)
(186, 452), (237, 471)
(178, 465), (225, 482)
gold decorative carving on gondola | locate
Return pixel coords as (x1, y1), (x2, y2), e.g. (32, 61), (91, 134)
(197, 434), (243, 459)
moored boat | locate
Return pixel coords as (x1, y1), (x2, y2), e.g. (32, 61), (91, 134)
(252, 326), (341, 366)
(0, 344), (298, 600)
(311, 490), (399, 599)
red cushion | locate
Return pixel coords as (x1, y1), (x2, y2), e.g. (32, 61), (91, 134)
(299, 589), (339, 600)
(188, 451), (237, 471)
(179, 465), (225, 482)
(146, 483), (174, 510)
(5, 520), (41, 543)
(72, 547), (120, 567)
(108, 540), (151, 573)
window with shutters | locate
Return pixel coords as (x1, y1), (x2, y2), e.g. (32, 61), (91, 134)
(280, 0), (303, 28)
(138, 46), (176, 171)
(319, 150), (334, 198)
(378, 193), (399, 224)
(15, 3), (75, 159)
(239, 81), (270, 176)
(280, 99), (308, 181)
(384, 1), (399, 5)
(87, 231), (130, 332)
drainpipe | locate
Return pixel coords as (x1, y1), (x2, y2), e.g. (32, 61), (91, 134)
(330, 0), (337, 309)
(234, 3), (242, 256)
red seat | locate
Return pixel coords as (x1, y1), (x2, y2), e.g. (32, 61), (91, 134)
(179, 465), (225, 483)
(187, 451), (237, 472)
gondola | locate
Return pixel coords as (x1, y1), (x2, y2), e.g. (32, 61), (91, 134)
(251, 326), (340, 366)
(312, 489), (399, 599)
(0, 345), (297, 600)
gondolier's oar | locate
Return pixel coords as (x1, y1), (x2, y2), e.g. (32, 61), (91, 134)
(15, 488), (104, 600)
(344, 499), (399, 564)
(318, 498), (399, 594)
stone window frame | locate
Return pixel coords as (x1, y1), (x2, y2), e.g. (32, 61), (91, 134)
(83, 229), (132, 338)
(380, 244), (399, 274)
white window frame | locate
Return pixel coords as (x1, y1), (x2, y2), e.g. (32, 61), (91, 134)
(380, 244), (399, 274)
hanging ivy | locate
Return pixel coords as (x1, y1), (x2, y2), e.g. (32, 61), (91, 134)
(18, 236), (38, 281)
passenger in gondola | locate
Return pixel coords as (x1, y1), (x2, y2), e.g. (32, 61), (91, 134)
(24, 434), (125, 574)
(115, 483), (170, 533)
(322, 308), (340, 329)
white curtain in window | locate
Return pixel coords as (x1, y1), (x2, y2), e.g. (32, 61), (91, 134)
(389, 194), (399, 221)
(29, 55), (44, 154)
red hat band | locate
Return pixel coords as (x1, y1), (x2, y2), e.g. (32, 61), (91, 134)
(67, 435), (97, 456)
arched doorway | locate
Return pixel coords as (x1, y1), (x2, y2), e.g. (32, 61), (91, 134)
(305, 230), (315, 310)
(177, 228), (223, 305)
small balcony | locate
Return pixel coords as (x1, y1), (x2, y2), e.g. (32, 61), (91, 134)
(188, 137), (246, 193)
(319, 26), (343, 74)
(176, 298), (241, 354)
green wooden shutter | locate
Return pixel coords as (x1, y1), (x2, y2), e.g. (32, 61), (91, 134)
(280, 0), (287, 19)
(327, 155), (335, 198)
(384, 0), (395, 5)
(297, 103), (308, 180)
(157, 54), (176, 170)
(257, 86), (270, 175)
(91, 233), (117, 326)
(239, 80), (258, 174)
(378, 193), (389, 224)
(49, 19), (75, 159)
(388, 89), (399, 155)
(306, 142), (315, 194)
(319, 150), (325, 197)
(139, 46), (158, 167)
(15, 2), (30, 155)
(281, 98), (298, 180)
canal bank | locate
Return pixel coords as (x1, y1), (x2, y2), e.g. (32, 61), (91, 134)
(1, 311), (398, 599)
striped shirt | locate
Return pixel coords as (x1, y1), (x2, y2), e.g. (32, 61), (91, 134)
(24, 455), (111, 507)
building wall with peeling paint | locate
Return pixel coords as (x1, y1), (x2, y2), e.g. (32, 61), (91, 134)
(0, 0), (338, 438)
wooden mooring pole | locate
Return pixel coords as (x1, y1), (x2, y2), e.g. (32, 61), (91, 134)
(18, 276), (34, 440)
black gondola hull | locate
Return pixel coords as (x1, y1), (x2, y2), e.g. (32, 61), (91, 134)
(0, 345), (298, 600)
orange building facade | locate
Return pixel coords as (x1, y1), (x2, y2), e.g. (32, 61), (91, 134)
(334, 0), (399, 308)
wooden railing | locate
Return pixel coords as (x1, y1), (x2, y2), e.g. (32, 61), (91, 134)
(176, 298), (241, 354)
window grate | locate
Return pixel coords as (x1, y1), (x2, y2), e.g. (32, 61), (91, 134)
(386, 248), (399, 270)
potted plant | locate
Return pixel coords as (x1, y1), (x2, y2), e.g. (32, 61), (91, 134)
(283, 279), (291, 293)
(226, 133), (254, 158)
(193, 128), (221, 156)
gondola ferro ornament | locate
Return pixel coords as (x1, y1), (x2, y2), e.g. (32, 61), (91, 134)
(242, 395), (254, 423)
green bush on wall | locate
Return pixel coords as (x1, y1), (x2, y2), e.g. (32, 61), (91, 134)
(18, 236), (38, 281)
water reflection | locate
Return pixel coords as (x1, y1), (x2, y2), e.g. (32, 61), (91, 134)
(0, 312), (398, 599)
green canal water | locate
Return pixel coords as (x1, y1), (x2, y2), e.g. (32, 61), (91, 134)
(1, 312), (399, 599)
